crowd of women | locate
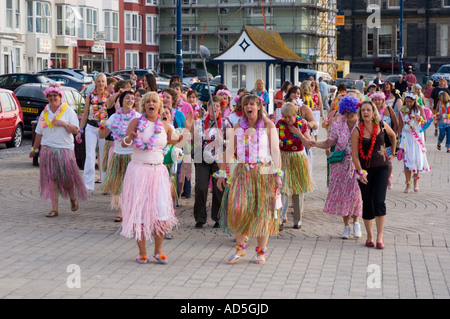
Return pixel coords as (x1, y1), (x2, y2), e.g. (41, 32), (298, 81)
(30, 73), (444, 265)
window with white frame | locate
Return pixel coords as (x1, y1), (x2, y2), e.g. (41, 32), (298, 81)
(125, 51), (140, 69)
(182, 0), (197, 16)
(441, 25), (448, 57)
(367, 0), (381, 5)
(146, 14), (159, 45)
(181, 27), (197, 54)
(125, 12), (142, 44)
(379, 25), (393, 56)
(78, 7), (98, 40)
(387, 0), (400, 8)
(247, 0), (272, 17)
(15, 48), (21, 73)
(104, 11), (119, 43)
(146, 0), (159, 5)
(6, 0), (21, 30)
(27, 1), (51, 34)
(367, 26), (375, 56)
(146, 52), (159, 70)
(57, 5), (76, 37)
(443, 0), (450, 8)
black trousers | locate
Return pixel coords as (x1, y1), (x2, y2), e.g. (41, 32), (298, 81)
(358, 165), (389, 220)
(193, 161), (224, 224)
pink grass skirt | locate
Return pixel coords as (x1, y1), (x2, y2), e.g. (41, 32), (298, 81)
(39, 145), (88, 203)
(119, 161), (178, 241)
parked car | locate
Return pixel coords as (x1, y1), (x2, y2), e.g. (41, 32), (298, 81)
(298, 69), (333, 82)
(112, 69), (153, 79)
(190, 82), (216, 107)
(42, 74), (91, 92)
(333, 78), (357, 89)
(372, 58), (416, 73)
(385, 74), (401, 84)
(430, 64), (450, 86)
(210, 75), (222, 85)
(0, 89), (24, 148)
(183, 68), (213, 85)
(14, 84), (84, 130)
(39, 68), (93, 83)
(0, 73), (55, 92)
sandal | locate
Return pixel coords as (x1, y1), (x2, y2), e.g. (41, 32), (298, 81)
(227, 243), (247, 264)
(46, 210), (58, 218)
(404, 180), (411, 194)
(136, 256), (149, 264)
(164, 232), (173, 239)
(153, 253), (168, 264)
(114, 216), (122, 222)
(413, 176), (419, 192)
(70, 199), (78, 212)
(387, 174), (393, 190)
(437, 143), (441, 151)
(254, 247), (267, 264)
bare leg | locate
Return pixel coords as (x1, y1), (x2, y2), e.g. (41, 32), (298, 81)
(364, 219), (373, 243)
(375, 215), (385, 244)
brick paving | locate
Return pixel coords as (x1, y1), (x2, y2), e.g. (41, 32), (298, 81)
(0, 127), (449, 300)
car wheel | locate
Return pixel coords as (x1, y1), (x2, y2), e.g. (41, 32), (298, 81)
(6, 125), (23, 148)
(374, 66), (381, 72)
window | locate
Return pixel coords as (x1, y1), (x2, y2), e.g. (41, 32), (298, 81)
(146, 14), (159, 45)
(367, 27), (374, 56)
(181, 0), (197, 16)
(441, 25), (448, 57)
(443, 0), (450, 8)
(219, 0), (230, 15)
(218, 27), (229, 52)
(231, 64), (247, 89)
(146, 52), (159, 70)
(6, 0), (20, 29)
(379, 25), (393, 56)
(14, 48), (21, 73)
(57, 5), (76, 37)
(247, 0), (272, 17)
(6, 0), (13, 29)
(125, 12), (142, 43)
(181, 27), (197, 54)
(104, 11), (119, 43)
(125, 51), (139, 69)
(0, 93), (17, 112)
(387, 0), (400, 8)
(27, 1), (50, 34)
(146, 0), (159, 5)
(78, 7), (98, 40)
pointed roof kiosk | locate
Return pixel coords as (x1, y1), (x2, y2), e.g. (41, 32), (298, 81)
(212, 25), (311, 114)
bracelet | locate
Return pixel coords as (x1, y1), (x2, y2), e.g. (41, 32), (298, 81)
(272, 168), (284, 178)
(123, 136), (133, 146)
(356, 169), (367, 179)
(212, 170), (227, 179)
(31, 147), (39, 153)
(78, 128), (84, 134)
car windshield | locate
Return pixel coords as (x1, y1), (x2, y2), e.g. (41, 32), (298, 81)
(437, 66), (450, 73)
(14, 86), (46, 99)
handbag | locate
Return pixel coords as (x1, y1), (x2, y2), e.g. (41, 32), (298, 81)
(381, 121), (392, 148)
(327, 149), (346, 164)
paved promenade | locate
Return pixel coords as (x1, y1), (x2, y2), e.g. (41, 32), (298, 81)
(0, 127), (449, 301)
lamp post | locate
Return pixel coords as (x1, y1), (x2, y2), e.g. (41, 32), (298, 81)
(176, 0), (183, 77)
(398, 0), (404, 74)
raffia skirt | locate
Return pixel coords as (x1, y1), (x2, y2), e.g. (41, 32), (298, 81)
(39, 145), (88, 203)
(220, 163), (279, 237)
(102, 152), (131, 209)
(280, 150), (313, 195)
(120, 161), (179, 241)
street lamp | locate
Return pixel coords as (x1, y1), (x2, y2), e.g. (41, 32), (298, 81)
(398, 0), (404, 74)
(199, 45), (218, 129)
(176, 0), (183, 78)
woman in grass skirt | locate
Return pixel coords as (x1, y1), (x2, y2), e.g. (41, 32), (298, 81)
(30, 85), (87, 217)
(217, 94), (282, 265)
(120, 92), (193, 264)
(99, 90), (140, 222)
(277, 102), (314, 230)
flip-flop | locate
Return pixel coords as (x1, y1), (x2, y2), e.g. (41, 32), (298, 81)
(254, 255), (266, 265)
(46, 210), (58, 217)
(227, 254), (243, 264)
(437, 144), (441, 150)
(153, 253), (168, 264)
(114, 216), (122, 222)
(164, 232), (173, 239)
(136, 256), (149, 264)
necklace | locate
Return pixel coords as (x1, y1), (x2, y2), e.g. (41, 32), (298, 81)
(441, 102), (450, 124)
(279, 116), (304, 146)
(40, 103), (68, 128)
(236, 117), (265, 170)
(91, 89), (109, 124)
(110, 107), (137, 142)
(359, 122), (378, 168)
(204, 115), (222, 141)
(133, 115), (163, 151)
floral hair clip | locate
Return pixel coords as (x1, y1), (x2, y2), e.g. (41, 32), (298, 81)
(356, 102), (362, 108)
(216, 89), (232, 98)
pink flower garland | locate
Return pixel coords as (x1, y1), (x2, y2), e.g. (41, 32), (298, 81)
(236, 118), (265, 170)
(133, 115), (164, 151)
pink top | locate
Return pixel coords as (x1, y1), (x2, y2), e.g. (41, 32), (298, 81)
(131, 121), (167, 164)
(177, 99), (194, 117)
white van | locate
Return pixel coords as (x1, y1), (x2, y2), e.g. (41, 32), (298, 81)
(298, 69), (333, 82)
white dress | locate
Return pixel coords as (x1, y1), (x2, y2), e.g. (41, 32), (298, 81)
(399, 108), (431, 173)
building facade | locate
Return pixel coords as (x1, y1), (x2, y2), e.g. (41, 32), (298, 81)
(0, 0), (160, 75)
(158, 0), (337, 77)
(337, 0), (450, 73)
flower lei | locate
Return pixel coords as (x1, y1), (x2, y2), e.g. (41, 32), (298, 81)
(91, 89), (109, 126)
(359, 122), (378, 168)
(236, 117), (265, 170)
(441, 102), (450, 125)
(279, 116), (304, 146)
(109, 108), (137, 142)
(40, 103), (68, 128)
(133, 115), (164, 151)
(400, 106), (427, 153)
